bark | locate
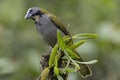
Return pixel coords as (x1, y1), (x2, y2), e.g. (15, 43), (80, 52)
(40, 53), (67, 80)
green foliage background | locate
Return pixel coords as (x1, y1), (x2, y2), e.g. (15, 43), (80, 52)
(0, 0), (120, 80)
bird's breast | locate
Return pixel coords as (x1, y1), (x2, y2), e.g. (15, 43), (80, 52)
(35, 16), (58, 47)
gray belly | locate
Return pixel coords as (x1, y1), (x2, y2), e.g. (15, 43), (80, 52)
(35, 16), (58, 47)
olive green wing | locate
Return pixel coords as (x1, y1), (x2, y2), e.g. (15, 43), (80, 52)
(48, 13), (70, 35)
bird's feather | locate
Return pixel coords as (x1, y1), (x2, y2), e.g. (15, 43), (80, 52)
(47, 13), (70, 35)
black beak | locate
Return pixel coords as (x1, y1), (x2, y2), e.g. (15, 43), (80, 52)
(24, 13), (32, 19)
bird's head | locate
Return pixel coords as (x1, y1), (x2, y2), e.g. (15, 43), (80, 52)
(24, 7), (48, 21)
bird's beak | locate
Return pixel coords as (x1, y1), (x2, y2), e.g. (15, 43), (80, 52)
(24, 13), (32, 19)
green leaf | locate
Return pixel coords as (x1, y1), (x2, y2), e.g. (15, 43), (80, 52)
(73, 33), (98, 39)
(54, 52), (61, 67)
(54, 67), (59, 76)
(76, 60), (98, 64)
(40, 67), (50, 80)
(49, 44), (59, 68)
(57, 30), (66, 50)
(65, 49), (80, 59)
(69, 40), (86, 49)
(54, 52), (61, 76)
(66, 68), (76, 73)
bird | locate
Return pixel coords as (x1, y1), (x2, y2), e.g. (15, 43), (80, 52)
(25, 7), (92, 78)
(24, 7), (70, 47)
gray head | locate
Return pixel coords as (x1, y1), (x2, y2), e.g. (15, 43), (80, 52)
(25, 7), (49, 22)
(24, 7), (43, 20)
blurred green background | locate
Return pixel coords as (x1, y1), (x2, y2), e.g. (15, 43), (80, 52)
(0, 0), (120, 80)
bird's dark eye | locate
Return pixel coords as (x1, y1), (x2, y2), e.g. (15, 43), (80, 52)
(29, 9), (33, 13)
(33, 11), (41, 16)
(32, 13), (39, 17)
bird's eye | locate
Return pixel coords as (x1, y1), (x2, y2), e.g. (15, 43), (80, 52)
(29, 9), (33, 13)
(32, 12), (40, 16)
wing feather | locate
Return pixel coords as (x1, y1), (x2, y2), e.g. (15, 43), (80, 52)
(47, 13), (70, 35)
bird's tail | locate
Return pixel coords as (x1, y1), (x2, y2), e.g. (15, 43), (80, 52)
(73, 51), (92, 78)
